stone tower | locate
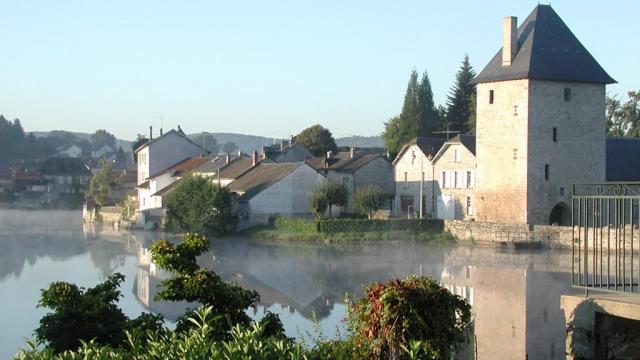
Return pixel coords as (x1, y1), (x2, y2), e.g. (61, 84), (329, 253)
(474, 5), (615, 225)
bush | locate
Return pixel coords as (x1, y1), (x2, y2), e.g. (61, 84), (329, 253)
(349, 275), (472, 359)
(318, 219), (442, 234)
(272, 216), (319, 233)
(164, 174), (234, 235)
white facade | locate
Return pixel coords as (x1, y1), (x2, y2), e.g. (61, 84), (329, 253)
(58, 145), (82, 158)
(92, 145), (114, 159)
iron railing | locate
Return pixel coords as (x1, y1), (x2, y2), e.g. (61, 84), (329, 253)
(572, 183), (640, 294)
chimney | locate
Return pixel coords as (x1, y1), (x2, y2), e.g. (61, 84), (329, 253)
(326, 151), (333, 159)
(252, 149), (258, 166)
(237, 150), (242, 157)
(160, 128), (163, 136)
(502, 16), (517, 66)
(225, 153), (230, 164)
(350, 147), (356, 158)
(149, 126), (153, 140)
(289, 135), (293, 147)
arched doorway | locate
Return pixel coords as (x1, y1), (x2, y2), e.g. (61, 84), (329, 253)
(549, 203), (571, 226)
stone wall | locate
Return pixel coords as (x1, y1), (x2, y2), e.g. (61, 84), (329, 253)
(444, 220), (574, 249)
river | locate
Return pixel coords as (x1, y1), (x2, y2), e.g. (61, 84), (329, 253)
(0, 210), (579, 359)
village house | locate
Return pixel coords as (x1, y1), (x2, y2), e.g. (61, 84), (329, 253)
(262, 138), (313, 163)
(393, 137), (446, 218)
(135, 128), (209, 208)
(41, 157), (91, 195)
(432, 135), (476, 220)
(471, 5), (615, 225)
(227, 162), (326, 229)
(57, 145), (83, 158)
(91, 145), (114, 159)
(308, 148), (395, 214)
(196, 151), (264, 186)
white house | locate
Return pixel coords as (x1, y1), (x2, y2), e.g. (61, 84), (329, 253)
(135, 129), (210, 223)
(58, 145), (83, 158)
(227, 162), (326, 229)
(91, 145), (114, 159)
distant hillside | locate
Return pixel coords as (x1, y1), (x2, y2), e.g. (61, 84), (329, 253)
(31, 131), (134, 153)
(188, 132), (284, 154)
(336, 135), (384, 148)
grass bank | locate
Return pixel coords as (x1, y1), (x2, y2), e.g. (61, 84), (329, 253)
(243, 217), (455, 243)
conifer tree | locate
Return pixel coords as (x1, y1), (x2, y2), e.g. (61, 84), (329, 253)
(445, 55), (477, 134)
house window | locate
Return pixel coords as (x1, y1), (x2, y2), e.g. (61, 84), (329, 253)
(454, 171), (459, 188)
(400, 195), (414, 212)
(489, 90), (494, 104)
(466, 171), (473, 188)
(564, 87), (571, 101)
(545, 164), (550, 180)
(441, 171), (447, 189)
(454, 148), (461, 162)
(466, 196), (473, 215)
(553, 127), (558, 142)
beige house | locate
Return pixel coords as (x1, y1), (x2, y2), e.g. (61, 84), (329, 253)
(393, 137), (446, 218)
(432, 135), (476, 220)
(473, 5), (615, 225)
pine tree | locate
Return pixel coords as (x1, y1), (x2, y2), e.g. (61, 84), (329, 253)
(445, 55), (477, 134)
(416, 71), (440, 136)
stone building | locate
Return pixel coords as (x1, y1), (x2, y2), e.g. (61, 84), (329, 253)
(432, 135), (476, 220)
(474, 5), (615, 225)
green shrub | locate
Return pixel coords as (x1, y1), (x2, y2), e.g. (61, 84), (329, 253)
(272, 216), (319, 233)
(318, 219), (442, 234)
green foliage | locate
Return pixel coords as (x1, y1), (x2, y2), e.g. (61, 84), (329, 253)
(353, 185), (387, 219)
(273, 216), (319, 233)
(309, 181), (349, 218)
(318, 218), (443, 234)
(88, 161), (123, 207)
(34, 273), (130, 353)
(383, 70), (442, 157)
(164, 174), (234, 235)
(149, 233), (261, 338)
(190, 133), (219, 154)
(445, 55), (477, 134)
(295, 124), (338, 156)
(607, 91), (640, 137)
(349, 275), (472, 360)
(90, 129), (116, 151)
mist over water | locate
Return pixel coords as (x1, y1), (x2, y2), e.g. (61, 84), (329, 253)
(0, 210), (577, 359)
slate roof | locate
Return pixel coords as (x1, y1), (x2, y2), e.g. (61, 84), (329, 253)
(606, 138), (640, 182)
(227, 162), (303, 200)
(134, 129), (210, 154)
(41, 158), (91, 176)
(393, 137), (447, 164)
(194, 153), (247, 174)
(307, 151), (388, 172)
(217, 157), (257, 180)
(475, 5), (615, 84)
(452, 135), (476, 155)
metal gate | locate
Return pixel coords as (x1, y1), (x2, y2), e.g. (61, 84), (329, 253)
(572, 183), (640, 294)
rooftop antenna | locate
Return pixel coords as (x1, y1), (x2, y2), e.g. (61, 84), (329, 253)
(433, 122), (460, 140)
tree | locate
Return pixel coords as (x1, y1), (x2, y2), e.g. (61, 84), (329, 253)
(295, 124), (338, 156)
(309, 181), (349, 218)
(88, 160), (123, 206)
(222, 141), (238, 154)
(90, 129), (117, 150)
(165, 174), (235, 235)
(34, 273), (164, 353)
(191, 133), (219, 154)
(445, 55), (477, 134)
(149, 233), (264, 338)
(353, 185), (387, 219)
(607, 91), (640, 137)
(349, 275), (472, 360)
(382, 70), (442, 157)
(115, 146), (128, 167)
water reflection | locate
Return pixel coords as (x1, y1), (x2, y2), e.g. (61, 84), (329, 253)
(0, 210), (578, 360)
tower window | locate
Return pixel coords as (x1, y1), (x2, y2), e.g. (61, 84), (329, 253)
(489, 90), (494, 104)
(553, 127), (558, 142)
(545, 164), (550, 180)
(564, 88), (571, 101)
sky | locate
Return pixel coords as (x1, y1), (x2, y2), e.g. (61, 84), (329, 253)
(0, 0), (638, 141)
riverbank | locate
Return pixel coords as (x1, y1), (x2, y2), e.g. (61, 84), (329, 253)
(244, 226), (455, 242)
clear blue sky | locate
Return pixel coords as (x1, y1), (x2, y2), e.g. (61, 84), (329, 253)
(0, 1), (637, 140)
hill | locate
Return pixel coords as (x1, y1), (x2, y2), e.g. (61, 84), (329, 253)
(31, 131), (134, 153)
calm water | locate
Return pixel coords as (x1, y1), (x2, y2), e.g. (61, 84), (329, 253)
(0, 210), (578, 359)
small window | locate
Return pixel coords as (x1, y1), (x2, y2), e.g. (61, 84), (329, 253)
(454, 148), (461, 162)
(466, 196), (473, 215)
(545, 164), (550, 180)
(454, 171), (459, 188)
(560, 187), (565, 196)
(553, 127), (558, 142)
(466, 171), (473, 188)
(564, 88), (571, 101)
(489, 90), (494, 104)
(441, 171), (447, 189)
